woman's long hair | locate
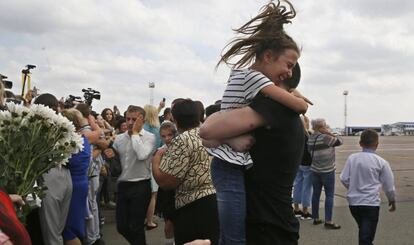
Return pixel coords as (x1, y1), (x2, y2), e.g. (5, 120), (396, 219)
(101, 108), (115, 126)
(144, 104), (160, 128)
(217, 0), (299, 69)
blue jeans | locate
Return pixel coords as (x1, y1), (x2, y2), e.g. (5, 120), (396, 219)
(293, 165), (312, 208)
(350, 206), (379, 245)
(311, 170), (335, 221)
(211, 157), (246, 245)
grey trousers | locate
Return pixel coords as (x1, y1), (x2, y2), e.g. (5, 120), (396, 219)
(85, 175), (101, 245)
(39, 166), (72, 245)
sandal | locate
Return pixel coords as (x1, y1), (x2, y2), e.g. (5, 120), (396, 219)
(324, 222), (341, 229)
(313, 219), (323, 225)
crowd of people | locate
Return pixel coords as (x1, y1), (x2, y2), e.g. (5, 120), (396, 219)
(0, 1), (397, 245)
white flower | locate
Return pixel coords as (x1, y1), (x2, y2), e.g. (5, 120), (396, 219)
(6, 102), (29, 116)
(0, 102), (84, 197)
(0, 110), (11, 121)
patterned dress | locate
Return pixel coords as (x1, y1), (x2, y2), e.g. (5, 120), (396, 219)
(160, 127), (215, 209)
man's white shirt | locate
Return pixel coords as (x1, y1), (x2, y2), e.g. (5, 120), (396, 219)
(113, 129), (156, 182)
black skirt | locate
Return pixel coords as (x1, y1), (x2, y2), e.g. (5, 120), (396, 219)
(155, 188), (176, 220)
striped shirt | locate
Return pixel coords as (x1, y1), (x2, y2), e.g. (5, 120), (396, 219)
(207, 69), (273, 166)
(308, 132), (343, 173)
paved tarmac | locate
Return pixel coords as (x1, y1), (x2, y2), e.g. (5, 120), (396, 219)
(101, 136), (414, 245)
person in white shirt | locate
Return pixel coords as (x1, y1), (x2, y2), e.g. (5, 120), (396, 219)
(340, 129), (396, 245)
(111, 105), (156, 245)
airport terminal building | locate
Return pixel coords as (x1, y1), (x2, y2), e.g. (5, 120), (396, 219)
(345, 122), (414, 136)
(345, 126), (382, 136)
(382, 122), (414, 136)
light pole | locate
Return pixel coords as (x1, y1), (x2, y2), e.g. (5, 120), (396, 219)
(149, 82), (155, 105)
(343, 90), (349, 136)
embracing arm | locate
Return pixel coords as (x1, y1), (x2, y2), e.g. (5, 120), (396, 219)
(152, 148), (180, 190)
(261, 84), (309, 114)
(202, 134), (256, 152)
(199, 106), (265, 140)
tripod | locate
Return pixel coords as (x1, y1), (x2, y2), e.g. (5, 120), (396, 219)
(21, 64), (36, 97)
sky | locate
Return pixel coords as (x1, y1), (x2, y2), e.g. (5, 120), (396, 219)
(1, 0), (413, 128)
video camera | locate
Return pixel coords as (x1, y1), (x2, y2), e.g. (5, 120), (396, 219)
(21, 64), (36, 75)
(82, 88), (101, 106)
(0, 74), (13, 89)
(63, 95), (83, 109)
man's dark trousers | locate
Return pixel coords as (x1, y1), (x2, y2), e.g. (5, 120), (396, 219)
(116, 180), (151, 245)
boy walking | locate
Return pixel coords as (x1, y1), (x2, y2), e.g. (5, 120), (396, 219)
(340, 129), (396, 245)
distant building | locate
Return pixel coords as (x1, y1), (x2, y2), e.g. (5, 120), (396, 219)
(382, 122), (414, 136)
(331, 127), (343, 136)
(345, 126), (382, 136)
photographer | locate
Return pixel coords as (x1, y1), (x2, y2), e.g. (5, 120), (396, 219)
(75, 103), (105, 146)
(0, 80), (5, 110)
(23, 89), (36, 107)
(0, 75), (15, 110)
(63, 95), (83, 109)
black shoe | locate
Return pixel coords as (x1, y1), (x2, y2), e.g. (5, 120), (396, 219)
(301, 212), (312, 220)
(324, 223), (341, 229)
(294, 210), (303, 218)
(313, 219), (323, 225)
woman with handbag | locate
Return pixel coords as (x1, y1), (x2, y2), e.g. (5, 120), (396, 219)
(308, 118), (343, 229)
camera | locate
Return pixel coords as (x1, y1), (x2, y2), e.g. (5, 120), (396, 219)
(1, 80), (13, 89)
(82, 88), (101, 106)
(64, 95), (83, 109)
(0, 74), (13, 89)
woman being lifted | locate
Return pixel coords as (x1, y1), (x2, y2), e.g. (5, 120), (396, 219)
(201, 1), (311, 244)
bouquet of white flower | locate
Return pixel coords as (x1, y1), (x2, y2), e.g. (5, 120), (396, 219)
(0, 103), (83, 198)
